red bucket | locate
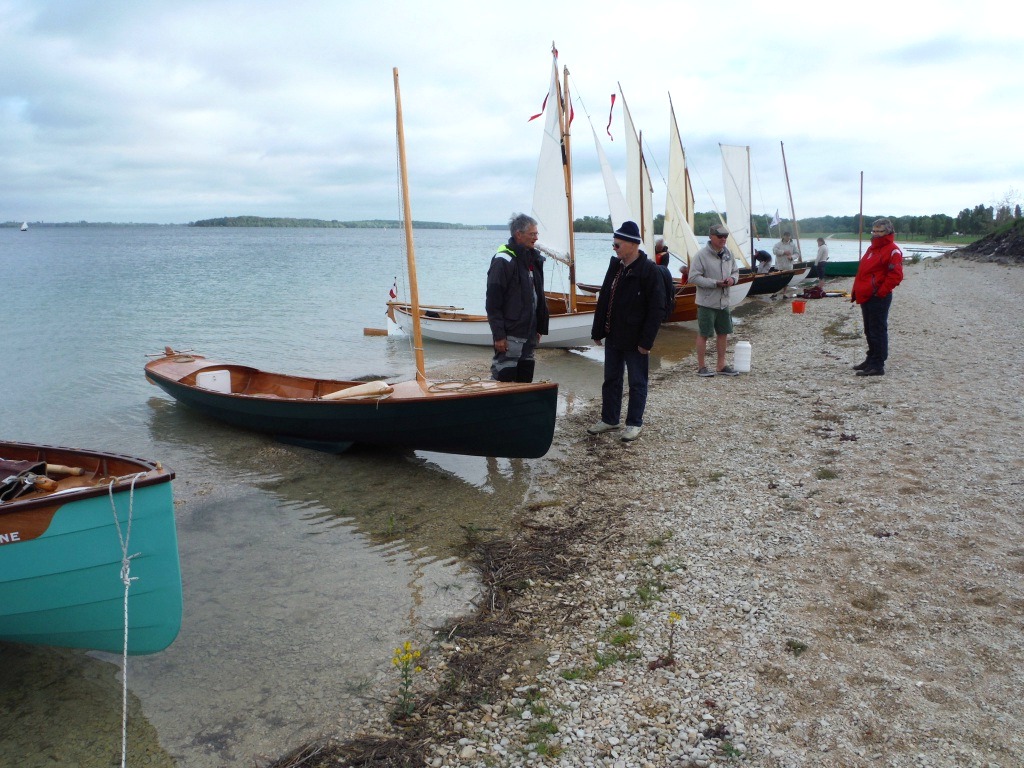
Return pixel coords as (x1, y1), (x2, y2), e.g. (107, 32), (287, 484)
(792, 299), (807, 314)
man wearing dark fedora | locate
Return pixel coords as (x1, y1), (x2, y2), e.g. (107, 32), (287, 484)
(587, 221), (666, 442)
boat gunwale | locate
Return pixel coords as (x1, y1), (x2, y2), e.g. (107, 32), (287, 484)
(0, 441), (173, 515)
(389, 301), (596, 323)
(144, 355), (558, 406)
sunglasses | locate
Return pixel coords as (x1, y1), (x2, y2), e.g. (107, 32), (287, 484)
(612, 242), (621, 249)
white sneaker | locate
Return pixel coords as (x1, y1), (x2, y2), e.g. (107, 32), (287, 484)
(620, 425), (642, 441)
(587, 421), (620, 435)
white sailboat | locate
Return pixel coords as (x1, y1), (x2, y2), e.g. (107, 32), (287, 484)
(721, 143), (805, 292)
(618, 85), (656, 256)
(662, 94), (701, 265)
(388, 45), (595, 348)
(780, 140), (811, 282)
(587, 90), (751, 321)
(20, 222), (28, 232)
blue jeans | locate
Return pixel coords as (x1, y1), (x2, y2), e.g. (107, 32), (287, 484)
(860, 293), (892, 370)
(601, 345), (649, 427)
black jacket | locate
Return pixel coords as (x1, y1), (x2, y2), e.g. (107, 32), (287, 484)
(656, 263), (676, 322)
(590, 251), (664, 350)
(485, 239), (549, 340)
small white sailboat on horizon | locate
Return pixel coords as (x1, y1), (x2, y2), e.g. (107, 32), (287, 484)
(20, 222), (28, 232)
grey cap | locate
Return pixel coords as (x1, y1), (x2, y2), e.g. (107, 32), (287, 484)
(709, 224), (730, 237)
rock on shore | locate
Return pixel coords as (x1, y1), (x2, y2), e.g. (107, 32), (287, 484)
(323, 256), (1024, 768)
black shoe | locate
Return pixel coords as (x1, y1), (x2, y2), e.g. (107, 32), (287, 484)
(852, 360), (869, 371)
(856, 368), (884, 377)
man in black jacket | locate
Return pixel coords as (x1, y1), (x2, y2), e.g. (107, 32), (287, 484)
(587, 221), (665, 442)
(486, 213), (549, 382)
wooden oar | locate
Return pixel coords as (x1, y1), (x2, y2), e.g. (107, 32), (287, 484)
(46, 463), (85, 476)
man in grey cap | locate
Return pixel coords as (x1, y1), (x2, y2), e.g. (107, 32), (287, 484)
(690, 223), (741, 377)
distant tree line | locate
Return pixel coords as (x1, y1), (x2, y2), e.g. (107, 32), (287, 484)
(572, 196), (1022, 241)
(189, 216), (487, 229)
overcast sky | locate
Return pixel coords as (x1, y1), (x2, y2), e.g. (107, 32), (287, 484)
(3, 0), (1021, 226)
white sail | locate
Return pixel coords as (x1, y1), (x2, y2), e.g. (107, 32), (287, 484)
(591, 124), (631, 231)
(20, 222), (28, 231)
(664, 96), (701, 263)
(531, 51), (570, 262)
(620, 86), (655, 255)
(720, 143), (752, 267)
(389, 46), (594, 347)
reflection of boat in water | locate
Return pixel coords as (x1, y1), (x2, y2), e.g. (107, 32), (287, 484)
(0, 441), (182, 655)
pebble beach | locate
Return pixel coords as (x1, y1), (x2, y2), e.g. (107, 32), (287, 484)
(295, 256), (1024, 768)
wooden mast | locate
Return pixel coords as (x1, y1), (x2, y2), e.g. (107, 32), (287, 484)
(781, 141), (801, 257)
(558, 57), (577, 313)
(392, 67), (426, 385)
(858, 171), (864, 260)
(746, 145), (754, 264)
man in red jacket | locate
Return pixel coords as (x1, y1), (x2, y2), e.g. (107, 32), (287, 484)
(850, 218), (904, 376)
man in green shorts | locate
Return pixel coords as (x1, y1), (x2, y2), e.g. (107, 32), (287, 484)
(690, 223), (741, 377)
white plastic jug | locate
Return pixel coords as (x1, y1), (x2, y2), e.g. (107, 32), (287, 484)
(733, 341), (752, 373)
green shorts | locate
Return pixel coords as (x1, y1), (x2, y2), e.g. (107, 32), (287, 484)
(697, 306), (734, 337)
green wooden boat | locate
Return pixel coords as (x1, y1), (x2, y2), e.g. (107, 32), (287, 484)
(823, 260), (860, 277)
(0, 442), (182, 655)
(144, 348), (558, 458)
(788, 259), (859, 278)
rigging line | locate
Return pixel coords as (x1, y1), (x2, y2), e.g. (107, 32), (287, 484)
(110, 472), (146, 768)
(687, 153), (721, 216)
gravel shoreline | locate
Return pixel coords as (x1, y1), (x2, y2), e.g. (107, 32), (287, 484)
(308, 257), (1024, 768)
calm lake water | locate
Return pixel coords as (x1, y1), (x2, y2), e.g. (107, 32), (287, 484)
(0, 225), (717, 767)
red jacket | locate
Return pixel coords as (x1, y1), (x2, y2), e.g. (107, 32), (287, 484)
(852, 233), (903, 304)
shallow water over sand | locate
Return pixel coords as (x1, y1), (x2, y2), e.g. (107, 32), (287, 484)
(0, 225), (703, 766)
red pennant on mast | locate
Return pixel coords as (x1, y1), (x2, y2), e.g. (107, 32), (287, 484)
(529, 46), (559, 122)
(606, 93), (616, 140)
(528, 93), (548, 122)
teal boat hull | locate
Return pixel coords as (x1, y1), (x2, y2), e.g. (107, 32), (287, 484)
(0, 443), (182, 655)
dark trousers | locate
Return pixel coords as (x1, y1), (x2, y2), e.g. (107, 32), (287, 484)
(601, 344), (649, 427)
(491, 334), (536, 382)
(860, 293), (892, 370)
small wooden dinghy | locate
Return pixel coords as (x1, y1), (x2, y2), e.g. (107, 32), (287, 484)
(145, 348), (558, 458)
(0, 441), (182, 655)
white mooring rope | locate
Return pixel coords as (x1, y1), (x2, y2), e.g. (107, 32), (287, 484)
(108, 473), (145, 768)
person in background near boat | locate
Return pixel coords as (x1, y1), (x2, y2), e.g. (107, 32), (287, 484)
(754, 250), (773, 274)
(850, 218), (903, 377)
(486, 213), (549, 383)
(654, 238), (670, 267)
(691, 223), (741, 377)
(587, 221), (665, 442)
(653, 238), (676, 323)
(814, 237), (829, 288)
(772, 231), (799, 270)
